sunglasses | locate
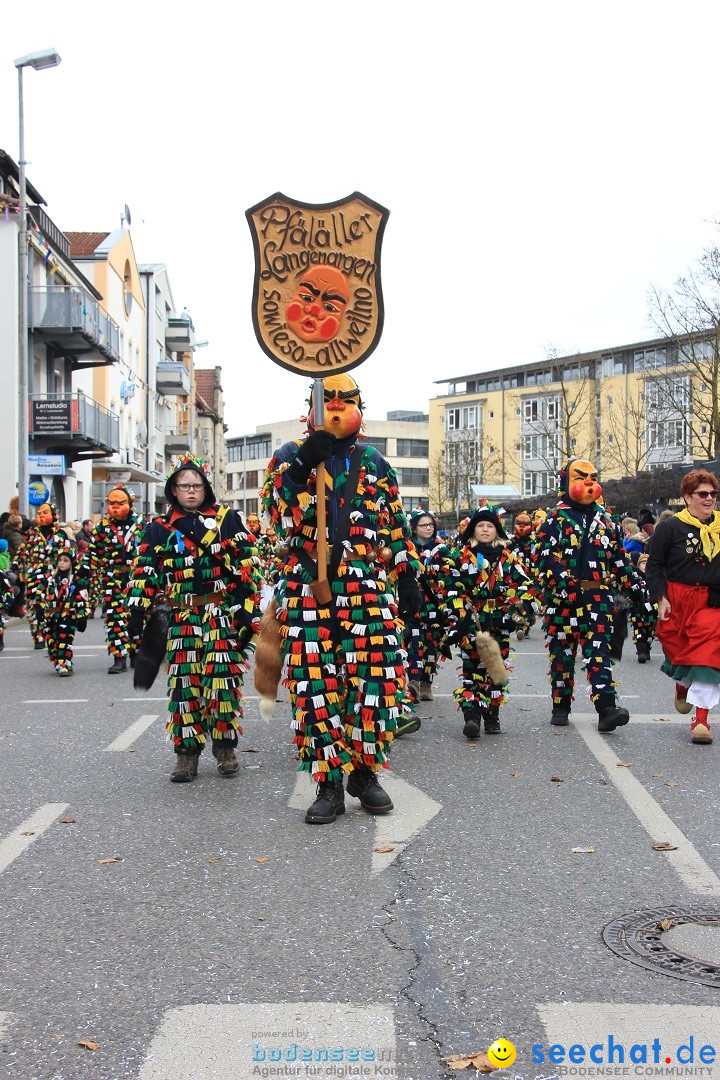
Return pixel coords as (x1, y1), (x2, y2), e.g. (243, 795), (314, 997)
(692, 490), (717, 499)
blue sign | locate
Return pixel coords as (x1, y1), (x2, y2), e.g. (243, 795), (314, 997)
(29, 454), (66, 476)
(29, 480), (50, 506)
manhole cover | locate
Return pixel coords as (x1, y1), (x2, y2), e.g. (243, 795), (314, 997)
(603, 905), (720, 987)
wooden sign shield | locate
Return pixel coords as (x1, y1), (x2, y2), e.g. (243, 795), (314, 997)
(246, 191), (389, 376)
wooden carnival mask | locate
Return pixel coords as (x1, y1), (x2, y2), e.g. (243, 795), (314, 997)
(566, 459), (602, 505)
(514, 515), (532, 537)
(35, 504), (53, 527)
(107, 488), (131, 521)
(308, 373), (363, 439)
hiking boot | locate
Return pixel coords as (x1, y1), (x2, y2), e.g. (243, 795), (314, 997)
(462, 706), (482, 740)
(108, 656), (127, 674)
(690, 710), (713, 744)
(597, 705), (630, 732)
(516, 629), (525, 641)
(484, 706), (501, 734)
(129, 653), (136, 669)
(636, 642), (650, 664)
(551, 706), (570, 726)
(407, 680), (421, 703)
(394, 715), (421, 738)
(674, 683), (692, 714)
(212, 741), (239, 776)
(170, 752), (200, 783)
(418, 681), (434, 701)
(305, 779), (345, 824)
(56, 667), (72, 677)
(0, 636), (4, 652)
(34, 640), (45, 650)
(346, 765), (393, 814)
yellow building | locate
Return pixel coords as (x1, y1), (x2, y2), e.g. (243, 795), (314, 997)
(430, 334), (716, 514)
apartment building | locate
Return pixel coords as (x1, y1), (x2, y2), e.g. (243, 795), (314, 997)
(226, 410), (430, 520)
(430, 334), (713, 513)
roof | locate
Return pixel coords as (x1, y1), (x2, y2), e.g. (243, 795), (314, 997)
(195, 369), (217, 404)
(0, 149), (45, 205)
(65, 232), (111, 257)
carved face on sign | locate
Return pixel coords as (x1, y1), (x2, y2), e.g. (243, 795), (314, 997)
(286, 267), (350, 343)
(567, 459), (602, 505)
(308, 373), (363, 440)
(107, 488), (131, 521)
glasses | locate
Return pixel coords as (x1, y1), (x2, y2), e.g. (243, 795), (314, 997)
(175, 483), (204, 492)
(693, 490), (717, 499)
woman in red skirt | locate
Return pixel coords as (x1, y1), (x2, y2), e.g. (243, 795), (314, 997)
(646, 469), (720, 744)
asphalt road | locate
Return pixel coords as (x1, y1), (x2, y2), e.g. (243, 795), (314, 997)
(1, 615), (719, 1080)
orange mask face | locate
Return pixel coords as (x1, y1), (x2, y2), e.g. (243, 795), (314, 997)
(107, 489), (131, 520)
(286, 267), (350, 343)
(567, 459), (602, 505)
(514, 516), (532, 538)
(35, 505), (53, 527)
(532, 510), (546, 530)
(308, 373), (362, 440)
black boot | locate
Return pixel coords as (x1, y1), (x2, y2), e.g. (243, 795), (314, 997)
(462, 705), (482, 739)
(597, 703), (630, 732)
(346, 765), (393, 814)
(636, 641), (650, 664)
(305, 779), (346, 824)
(484, 705), (501, 733)
(551, 704), (571, 726)
(108, 656), (127, 674)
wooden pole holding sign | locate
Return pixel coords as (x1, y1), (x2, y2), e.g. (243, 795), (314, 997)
(246, 192), (389, 600)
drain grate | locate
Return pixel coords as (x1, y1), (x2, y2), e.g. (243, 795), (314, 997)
(603, 905), (720, 988)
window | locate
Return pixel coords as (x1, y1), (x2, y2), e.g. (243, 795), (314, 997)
(602, 354), (625, 377)
(396, 438), (429, 457)
(395, 467), (429, 486)
(634, 347), (667, 372)
(365, 437), (387, 455)
(522, 470), (552, 496)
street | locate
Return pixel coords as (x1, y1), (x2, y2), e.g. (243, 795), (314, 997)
(1, 616), (719, 1080)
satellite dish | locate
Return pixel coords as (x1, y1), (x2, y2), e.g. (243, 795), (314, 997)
(121, 204), (132, 227)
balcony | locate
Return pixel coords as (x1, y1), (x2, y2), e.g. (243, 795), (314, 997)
(29, 392), (120, 463)
(165, 317), (195, 354)
(157, 360), (191, 397)
(165, 429), (193, 454)
(29, 287), (121, 368)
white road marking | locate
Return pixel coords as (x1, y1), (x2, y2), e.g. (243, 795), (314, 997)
(140, 1002), (397, 1080)
(536, 1003), (720, 1079)
(573, 714), (720, 896)
(0, 803), (70, 875)
(23, 699), (89, 704)
(104, 714), (159, 751)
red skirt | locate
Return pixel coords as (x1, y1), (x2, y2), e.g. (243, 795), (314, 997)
(657, 581), (720, 670)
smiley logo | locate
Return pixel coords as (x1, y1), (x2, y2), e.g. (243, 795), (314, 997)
(487, 1039), (516, 1068)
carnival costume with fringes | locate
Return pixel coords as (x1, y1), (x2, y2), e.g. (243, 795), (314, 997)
(260, 384), (420, 787)
(40, 549), (88, 675)
(532, 459), (651, 716)
(86, 485), (145, 663)
(427, 506), (532, 724)
(126, 456), (261, 757)
(15, 503), (67, 647)
(404, 511), (450, 692)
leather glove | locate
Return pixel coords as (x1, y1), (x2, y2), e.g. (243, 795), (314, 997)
(127, 608), (145, 639)
(285, 430), (336, 485)
(397, 574), (421, 618)
(75, 617), (87, 633)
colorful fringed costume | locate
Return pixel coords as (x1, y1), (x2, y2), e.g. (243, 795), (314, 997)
(86, 485), (145, 669)
(126, 457), (261, 772)
(532, 458), (651, 727)
(404, 511), (451, 701)
(40, 549), (88, 675)
(15, 503), (66, 647)
(507, 514), (539, 638)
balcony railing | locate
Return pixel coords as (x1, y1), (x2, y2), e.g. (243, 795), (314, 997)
(165, 317), (195, 354)
(165, 429), (192, 453)
(29, 287), (121, 366)
(29, 392), (120, 460)
(157, 361), (191, 397)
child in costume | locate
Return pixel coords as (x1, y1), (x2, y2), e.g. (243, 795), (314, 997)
(258, 373), (421, 824)
(533, 458), (651, 731)
(126, 456), (261, 782)
(0, 540), (13, 653)
(507, 512), (539, 640)
(630, 550), (656, 663)
(86, 485), (145, 674)
(15, 503), (66, 649)
(403, 510), (448, 711)
(41, 547), (88, 676)
(430, 504), (532, 739)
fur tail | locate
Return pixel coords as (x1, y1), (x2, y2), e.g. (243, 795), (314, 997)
(475, 631), (508, 686)
(254, 598), (283, 721)
(133, 605), (170, 691)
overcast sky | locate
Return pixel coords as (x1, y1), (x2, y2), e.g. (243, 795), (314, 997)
(4, 0), (720, 437)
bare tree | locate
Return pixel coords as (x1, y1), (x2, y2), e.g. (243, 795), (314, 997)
(425, 449), (450, 513)
(648, 245), (720, 461)
(601, 382), (659, 475)
(441, 427), (503, 514)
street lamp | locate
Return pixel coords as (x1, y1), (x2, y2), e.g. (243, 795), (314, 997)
(14, 47), (62, 517)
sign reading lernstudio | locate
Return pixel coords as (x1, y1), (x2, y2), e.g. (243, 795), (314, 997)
(31, 399), (72, 434)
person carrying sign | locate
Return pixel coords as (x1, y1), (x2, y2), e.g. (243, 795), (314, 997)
(126, 455), (262, 782)
(259, 373), (421, 824)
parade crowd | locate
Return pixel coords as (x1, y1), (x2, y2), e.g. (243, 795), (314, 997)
(2, 376), (719, 824)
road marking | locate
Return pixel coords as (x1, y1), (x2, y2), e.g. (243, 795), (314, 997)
(289, 772), (441, 875)
(140, 1002), (397, 1080)
(23, 698), (89, 704)
(0, 803), (70, 875)
(573, 714), (720, 896)
(536, 1003), (720, 1078)
(104, 714), (159, 751)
